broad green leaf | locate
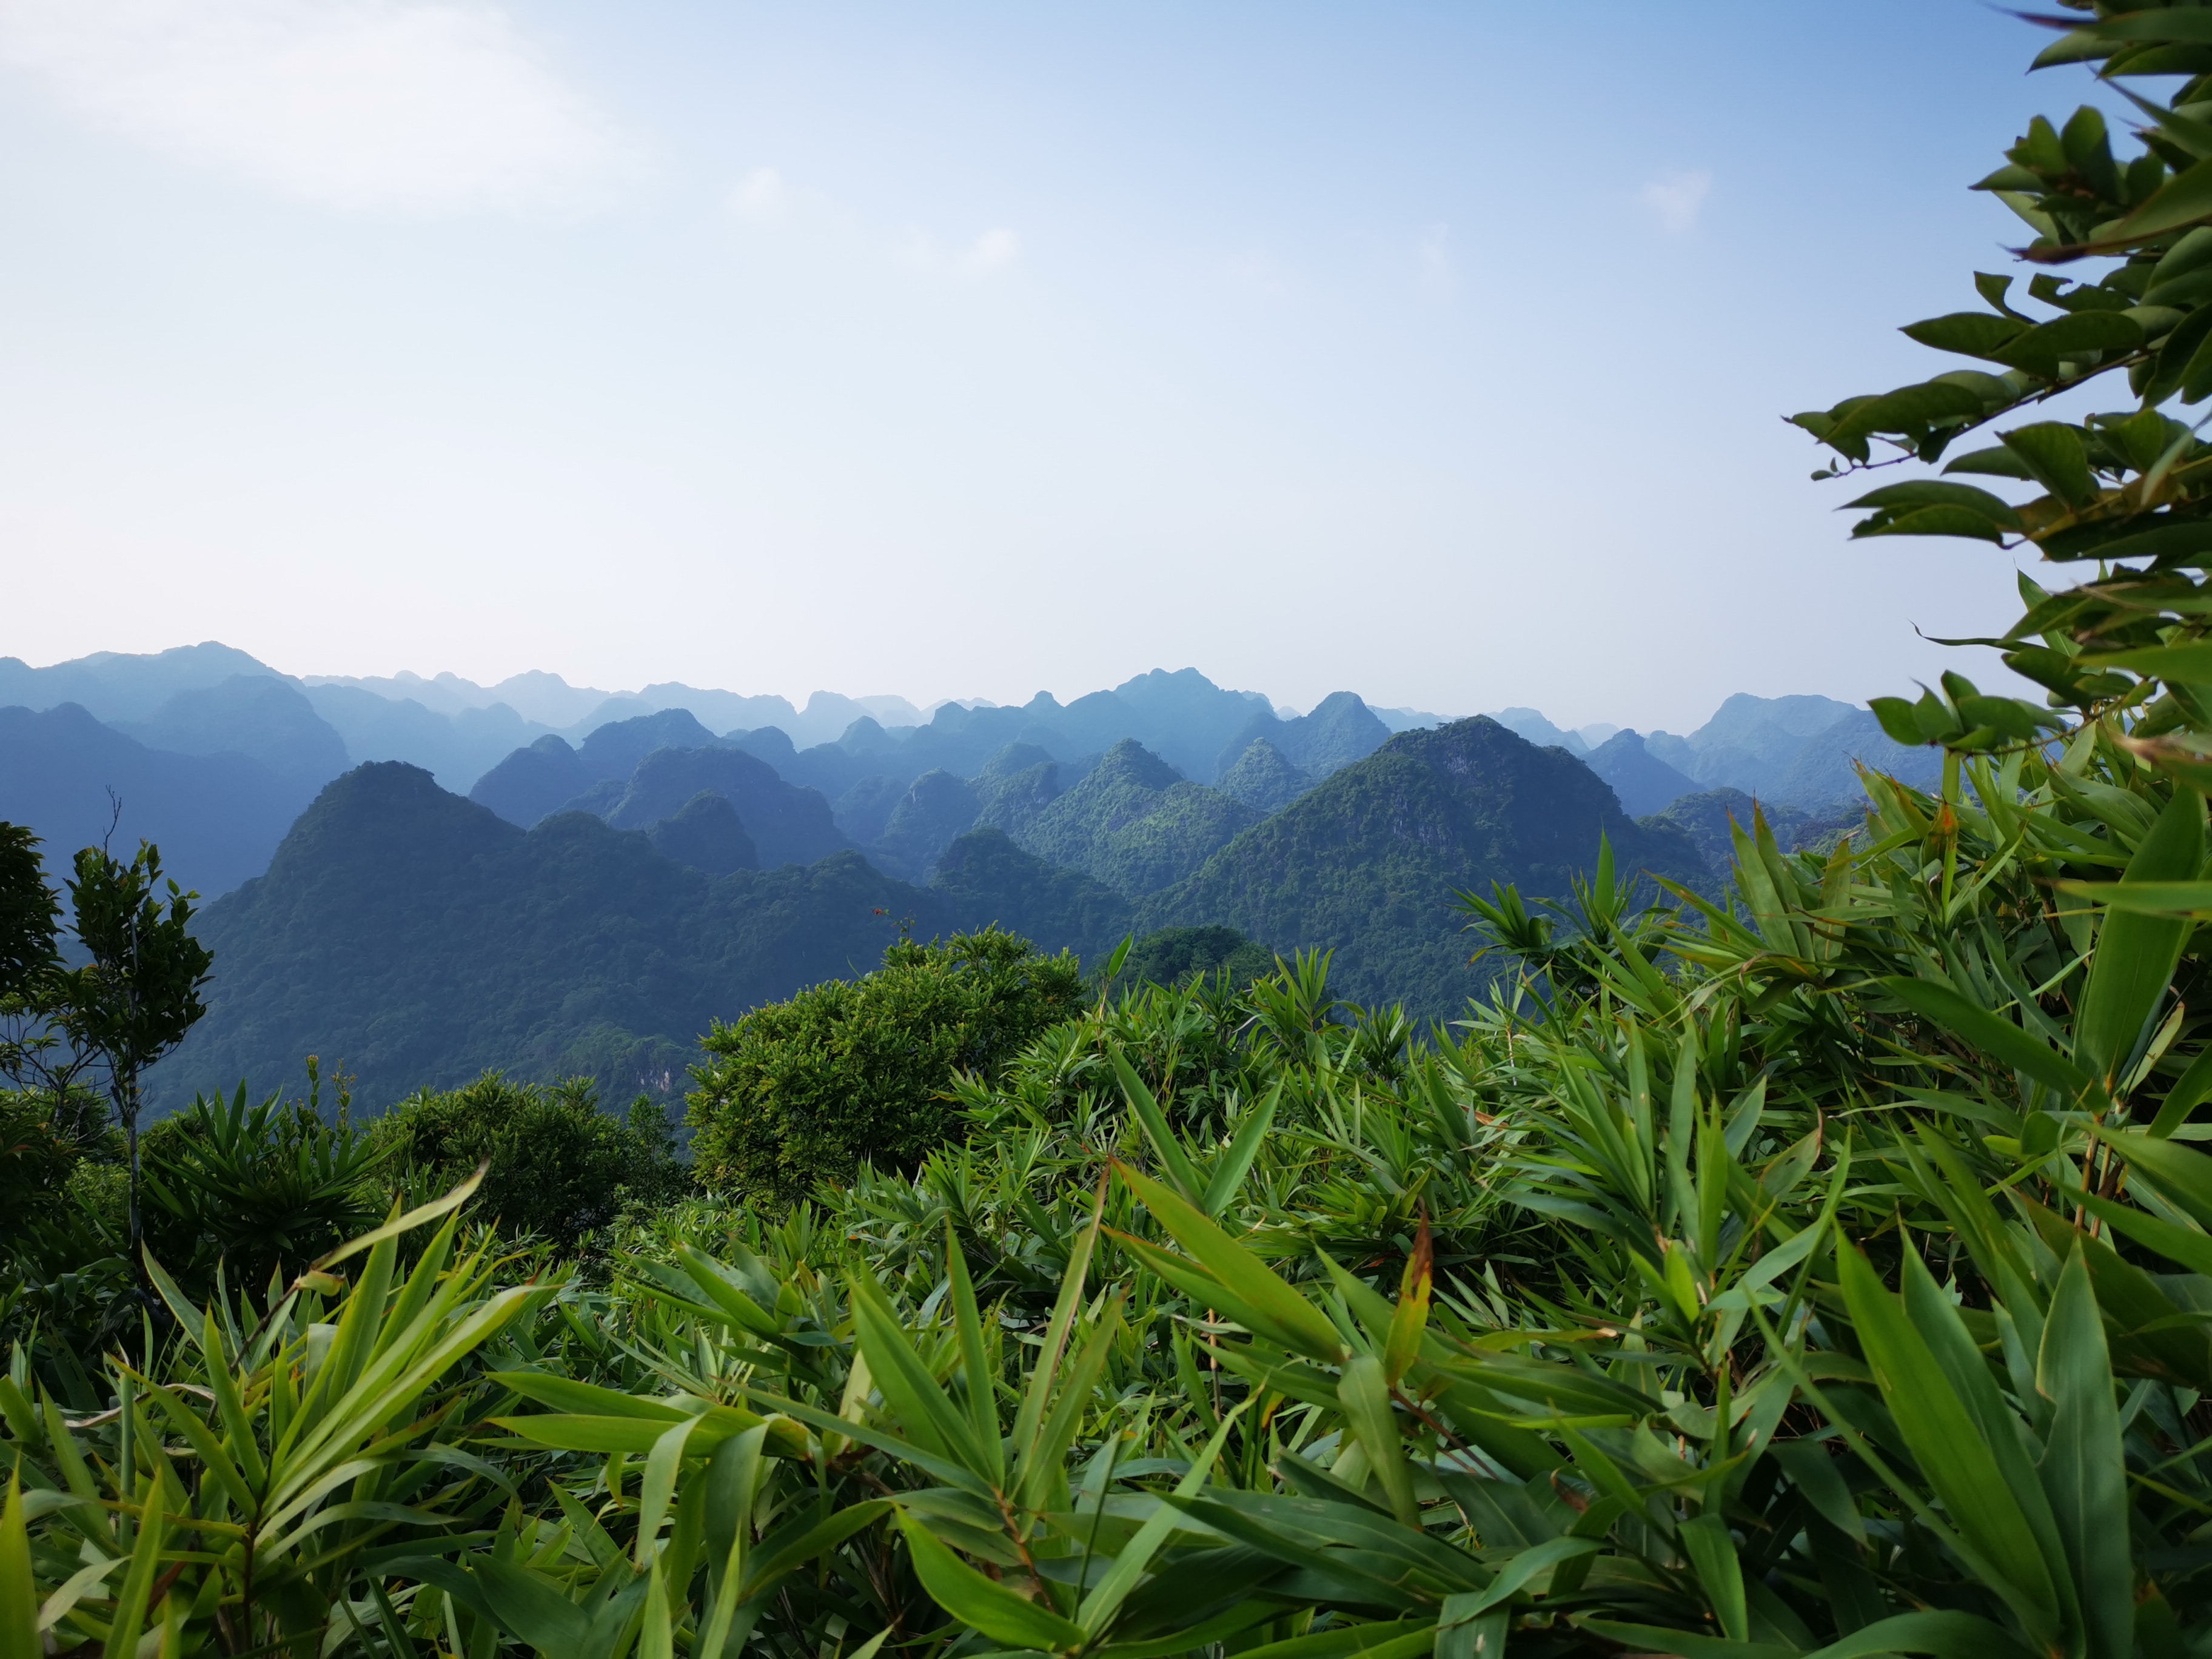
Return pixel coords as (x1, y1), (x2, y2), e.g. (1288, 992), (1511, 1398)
(0, 1478), (35, 1659)
(1338, 1354), (1418, 1526)
(1201, 1081), (1283, 1218)
(1114, 1161), (1344, 1362)
(1880, 977), (2090, 1099)
(1836, 1247), (2061, 1642)
(2000, 423), (2099, 508)
(898, 1512), (1086, 1651)
(474, 1558), (591, 1654)
(2036, 1250), (2131, 1659)
(1077, 1403), (1244, 1635)
(2074, 786), (2202, 1087)
(1680, 1513), (1749, 1643)
(1113, 1047), (1205, 1204)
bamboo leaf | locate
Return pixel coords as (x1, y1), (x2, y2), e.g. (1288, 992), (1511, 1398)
(1114, 1161), (1345, 1362)
(1681, 1512), (1749, 1643)
(897, 1511), (1087, 1651)
(1880, 976), (2091, 1098)
(2076, 786), (2203, 1087)
(944, 1218), (1005, 1488)
(1077, 1403), (1244, 1635)
(635, 1413), (702, 1569)
(317, 1163), (487, 1269)
(1836, 1247), (2061, 1643)
(1338, 1354), (1418, 1526)
(1201, 1081), (1284, 1218)
(1113, 1047), (1206, 1205)
(0, 1478), (35, 1659)
(2036, 1249), (2132, 1659)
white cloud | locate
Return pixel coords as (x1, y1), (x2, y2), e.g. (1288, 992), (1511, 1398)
(0, 0), (635, 213)
(1641, 169), (1711, 233)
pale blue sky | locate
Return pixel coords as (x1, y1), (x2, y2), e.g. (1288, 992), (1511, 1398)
(0, 2), (2106, 729)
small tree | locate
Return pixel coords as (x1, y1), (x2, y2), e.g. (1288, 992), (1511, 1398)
(370, 1073), (686, 1245)
(61, 845), (213, 1284)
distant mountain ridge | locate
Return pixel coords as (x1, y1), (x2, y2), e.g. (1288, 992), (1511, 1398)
(1138, 716), (1708, 1014)
(158, 763), (1134, 1110)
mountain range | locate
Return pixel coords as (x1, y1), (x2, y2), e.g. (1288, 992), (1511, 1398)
(2, 641), (1954, 1109)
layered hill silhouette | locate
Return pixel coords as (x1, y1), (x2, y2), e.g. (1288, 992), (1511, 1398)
(0, 703), (320, 898)
(1138, 717), (1708, 1014)
(156, 763), (1131, 1109)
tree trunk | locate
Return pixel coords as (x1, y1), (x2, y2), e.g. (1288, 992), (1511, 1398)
(122, 1063), (145, 1302)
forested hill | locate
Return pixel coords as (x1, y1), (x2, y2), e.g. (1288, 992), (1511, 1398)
(158, 763), (1130, 1110)
(1139, 716), (1708, 1013)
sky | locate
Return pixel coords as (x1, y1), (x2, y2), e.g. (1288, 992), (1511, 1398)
(0, 1), (2133, 730)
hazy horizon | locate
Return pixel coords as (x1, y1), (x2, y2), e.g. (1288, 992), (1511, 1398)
(0, 2), (2071, 729)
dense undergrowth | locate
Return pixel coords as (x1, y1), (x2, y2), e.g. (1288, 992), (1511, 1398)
(27, 4), (2212, 1655)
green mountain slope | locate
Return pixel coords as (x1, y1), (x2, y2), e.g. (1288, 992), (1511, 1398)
(1139, 716), (1709, 1014)
(157, 763), (1128, 1110)
(1216, 737), (1313, 813)
(1017, 739), (1258, 896)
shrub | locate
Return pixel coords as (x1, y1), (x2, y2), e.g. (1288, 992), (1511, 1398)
(138, 1067), (389, 1297)
(369, 1070), (685, 1244)
(688, 927), (1084, 1200)
(1114, 923), (1270, 990)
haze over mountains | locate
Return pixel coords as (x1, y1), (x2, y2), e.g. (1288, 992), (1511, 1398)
(0, 642), (1947, 1107)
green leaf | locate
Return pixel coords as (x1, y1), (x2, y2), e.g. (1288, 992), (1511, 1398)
(1113, 1047), (1206, 1205)
(944, 1218), (1005, 1489)
(2102, 153), (2212, 247)
(1230, 1621), (1439, 1659)
(2148, 1041), (2212, 1136)
(1836, 1247), (2061, 1643)
(1680, 1513), (1749, 1643)
(1201, 1081), (1282, 1218)
(898, 1512), (1086, 1652)
(1999, 423), (2100, 509)
(1113, 1161), (1346, 1362)
(1338, 1354), (1418, 1526)
(1076, 1404), (1244, 1635)
(0, 1479), (35, 1659)
(317, 1163), (486, 1269)
(2079, 642), (2212, 684)
(1901, 312), (2028, 360)
(2091, 1128), (2212, 1230)
(1880, 977), (2091, 1099)
(1013, 1202), (1099, 1472)
(2074, 786), (2203, 1087)
(101, 1489), (166, 1659)
(849, 1272), (994, 1478)
(635, 1414), (702, 1570)
(2036, 1251), (2132, 1659)
(1871, 698), (1931, 747)
(474, 1558), (591, 1654)
(1831, 1256), (2053, 1646)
